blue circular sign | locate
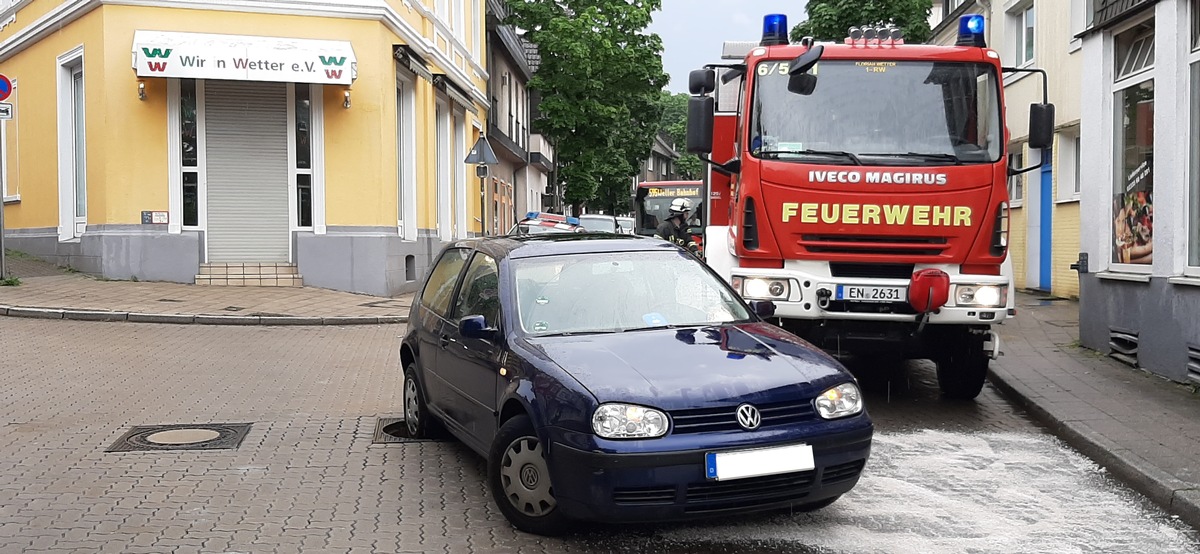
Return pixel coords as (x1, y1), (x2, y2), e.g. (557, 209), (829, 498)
(0, 75), (11, 102)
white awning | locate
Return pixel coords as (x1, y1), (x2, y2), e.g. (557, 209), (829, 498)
(132, 30), (357, 85)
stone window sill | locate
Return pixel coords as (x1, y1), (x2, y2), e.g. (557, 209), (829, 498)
(1096, 272), (1151, 283)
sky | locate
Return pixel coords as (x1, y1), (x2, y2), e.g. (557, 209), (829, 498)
(648, 0), (808, 94)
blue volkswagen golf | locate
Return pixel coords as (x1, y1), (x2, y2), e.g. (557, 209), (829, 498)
(400, 234), (872, 535)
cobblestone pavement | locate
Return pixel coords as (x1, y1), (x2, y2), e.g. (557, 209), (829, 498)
(3, 318), (1195, 553)
(0, 253), (412, 319)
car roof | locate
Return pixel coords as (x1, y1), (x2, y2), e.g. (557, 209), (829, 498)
(450, 233), (678, 260)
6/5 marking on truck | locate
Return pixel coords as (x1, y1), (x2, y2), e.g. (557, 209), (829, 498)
(758, 62), (791, 76)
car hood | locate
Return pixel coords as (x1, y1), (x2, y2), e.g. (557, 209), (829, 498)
(523, 323), (850, 411)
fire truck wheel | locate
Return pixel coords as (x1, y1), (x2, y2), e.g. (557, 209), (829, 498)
(935, 332), (989, 400)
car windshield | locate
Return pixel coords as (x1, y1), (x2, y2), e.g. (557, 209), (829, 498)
(617, 218), (634, 234)
(749, 60), (1002, 165)
(578, 216), (617, 233)
(634, 185), (704, 234)
(513, 251), (751, 335)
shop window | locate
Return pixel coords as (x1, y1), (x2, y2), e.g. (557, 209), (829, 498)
(1113, 79), (1154, 266)
(293, 84), (313, 228)
(180, 79), (199, 227)
(1193, 0), (1199, 52)
(0, 119), (8, 200)
(1010, 4), (1035, 66)
(1009, 147), (1025, 206)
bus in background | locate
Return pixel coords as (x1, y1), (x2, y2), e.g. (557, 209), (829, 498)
(633, 180), (706, 252)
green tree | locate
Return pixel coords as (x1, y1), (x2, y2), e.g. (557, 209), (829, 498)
(791, 0), (934, 44)
(657, 91), (703, 180)
(506, 0), (669, 215)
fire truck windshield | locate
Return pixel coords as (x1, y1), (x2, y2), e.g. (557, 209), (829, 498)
(749, 60), (1001, 165)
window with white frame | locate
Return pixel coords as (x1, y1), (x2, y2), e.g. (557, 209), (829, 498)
(180, 79), (200, 226)
(1070, 0), (1095, 43)
(1008, 147), (1025, 206)
(1011, 4), (1036, 66)
(1057, 130), (1081, 202)
(472, 0), (481, 58)
(436, 99), (452, 239)
(396, 73), (417, 240)
(293, 84), (314, 228)
(1112, 21), (1154, 267)
(0, 118), (8, 200)
(455, 0), (465, 35)
(57, 47), (86, 241)
(1189, 1), (1200, 268)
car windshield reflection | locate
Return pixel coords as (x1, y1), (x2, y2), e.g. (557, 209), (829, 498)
(514, 251), (751, 335)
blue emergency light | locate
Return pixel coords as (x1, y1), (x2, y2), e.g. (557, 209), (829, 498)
(761, 14), (789, 46)
(566, 216), (580, 226)
(957, 14), (986, 47)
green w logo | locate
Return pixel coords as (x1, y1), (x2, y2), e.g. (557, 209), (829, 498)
(319, 55), (346, 66)
(142, 48), (173, 58)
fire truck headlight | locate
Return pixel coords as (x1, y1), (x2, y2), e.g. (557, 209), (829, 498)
(738, 277), (790, 300)
(956, 285), (1006, 308)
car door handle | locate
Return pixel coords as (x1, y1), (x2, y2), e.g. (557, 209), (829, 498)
(439, 334), (453, 348)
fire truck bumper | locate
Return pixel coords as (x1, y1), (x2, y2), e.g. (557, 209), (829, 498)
(729, 262), (1011, 326)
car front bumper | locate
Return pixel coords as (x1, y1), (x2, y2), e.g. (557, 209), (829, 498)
(544, 425), (873, 523)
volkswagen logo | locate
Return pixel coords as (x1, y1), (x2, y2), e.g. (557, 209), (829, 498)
(736, 404), (761, 430)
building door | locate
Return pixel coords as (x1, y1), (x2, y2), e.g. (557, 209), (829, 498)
(204, 81), (290, 262)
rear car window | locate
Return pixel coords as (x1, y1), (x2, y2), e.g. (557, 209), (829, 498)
(420, 248), (471, 317)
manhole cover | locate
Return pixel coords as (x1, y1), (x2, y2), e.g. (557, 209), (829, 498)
(157, 298), (183, 303)
(223, 306), (244, 312)
(360, 300), (408, 309)
(372, 417), (443, 444)
(107, 423), (252, 452)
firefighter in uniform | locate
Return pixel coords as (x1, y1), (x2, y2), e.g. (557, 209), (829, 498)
(654, 198), (699, 254)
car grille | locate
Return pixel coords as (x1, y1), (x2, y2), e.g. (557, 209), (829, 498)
(822, 460), (866, 485)
(669, 399), (817, 434)
(829, 262), (915, 280)
(612, 485), (676, 506)
(610, 460), (868, 511)
(800, 235), (949, 257)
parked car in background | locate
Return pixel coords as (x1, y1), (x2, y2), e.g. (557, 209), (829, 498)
(576, 214), (618, 233)
(616, 217), (635, 235)
(400, 234), (873, 535)
(508, 212), (586, 235)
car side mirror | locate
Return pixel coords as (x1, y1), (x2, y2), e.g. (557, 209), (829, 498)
(749, 300), (776, 318)
(687, 96), (715, 154)
(459, 315), (497, 340)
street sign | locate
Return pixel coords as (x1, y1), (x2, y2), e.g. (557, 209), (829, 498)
(0, 103), (12, 120)
(0, 74), (11, 102)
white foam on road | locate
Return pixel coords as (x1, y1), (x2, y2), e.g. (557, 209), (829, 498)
(662, 430), (1200, 553)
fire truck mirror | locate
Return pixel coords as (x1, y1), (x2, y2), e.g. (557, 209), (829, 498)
(788, 44), (824, 75)
(1028, 103), (1056, 150)
(689, 69), (716, 95)
(788, 73), (818, 96)
(687, 96), (715, 154)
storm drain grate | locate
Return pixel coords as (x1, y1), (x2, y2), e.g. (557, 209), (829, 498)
(106, 423), (253, 452)
(372, 417), (443, 444)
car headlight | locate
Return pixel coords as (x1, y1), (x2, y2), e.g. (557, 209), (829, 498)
(955, 284), (1007, 307)
(592, 403), (669, 439)
(815, 383), (863, 419)
(731, 276), (791, 300)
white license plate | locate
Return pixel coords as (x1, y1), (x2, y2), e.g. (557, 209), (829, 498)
(704, 443), (815, 481)
(837, 285), (905, 303)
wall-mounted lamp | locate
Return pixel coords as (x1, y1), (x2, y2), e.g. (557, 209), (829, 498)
(343, 89), (351, 109)
(137, 80), (146, 101)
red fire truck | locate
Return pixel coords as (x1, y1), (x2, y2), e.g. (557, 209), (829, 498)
(686, 14), (1054, 399)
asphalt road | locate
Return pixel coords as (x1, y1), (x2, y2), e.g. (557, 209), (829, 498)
(0, 319), (1195, 553)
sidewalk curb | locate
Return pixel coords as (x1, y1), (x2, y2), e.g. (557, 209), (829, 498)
(0, 304), (407, 326)
(988, 366), (1200, 530)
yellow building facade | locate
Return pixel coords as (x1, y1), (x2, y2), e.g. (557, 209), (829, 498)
(0, 0), (488, 295)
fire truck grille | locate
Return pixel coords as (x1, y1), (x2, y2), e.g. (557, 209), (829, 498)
(829, 263), (915, 280)
(800, 235), (948, 257)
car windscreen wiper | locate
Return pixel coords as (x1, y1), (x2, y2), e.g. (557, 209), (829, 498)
(758, 149), (863, 165)
(533, 329), (623, 337)
(859, 152), (963, 165)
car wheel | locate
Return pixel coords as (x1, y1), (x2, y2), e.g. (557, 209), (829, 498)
(488, 415), (571, 536)
(793, 495), (841, 512)
(403, 362), (439, 439)
(935, 332), (989, 400)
